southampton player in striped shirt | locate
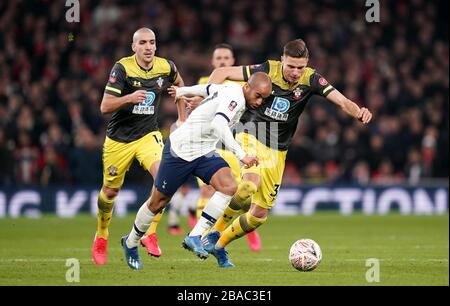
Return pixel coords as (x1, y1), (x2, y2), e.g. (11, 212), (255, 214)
(91, 28), (186, 264)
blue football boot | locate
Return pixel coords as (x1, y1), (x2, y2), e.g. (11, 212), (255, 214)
(202, 231), (220, 254)
(212, 247), (234, 268)
(182, 234), (209, 259)
(121, 235), (143, 270)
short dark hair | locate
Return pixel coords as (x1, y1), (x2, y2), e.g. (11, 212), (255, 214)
(283, 39), (309, 59)
(214, 43), (234, 54)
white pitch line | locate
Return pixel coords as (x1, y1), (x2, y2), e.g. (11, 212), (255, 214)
(344, 258), (448, 262)
(0, 259), (91, 263)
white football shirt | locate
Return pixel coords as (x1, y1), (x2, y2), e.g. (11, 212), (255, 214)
(169, 83), (247, 162)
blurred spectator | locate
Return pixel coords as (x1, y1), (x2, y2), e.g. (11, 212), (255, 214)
(323, 161), (341, 184)
(70, 124), (102, 185)
(14, 131), (40, 185)
(37, 145), (69, 186)
(0, 128), (14, 186)
(351, 161), (371, 185)
(405, 148), (426, 185)
(304, 162), (324, 184)
(282, 161), (302, 185)
(372, 159), (404, 185)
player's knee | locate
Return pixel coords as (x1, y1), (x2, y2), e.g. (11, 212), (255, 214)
(216, 179), (237, 196)
(200, 185), (215, 198)
(242, 173), (260, 188)
(102, 186), (119, 199)
(148, 194), (171, 213)
(227, 180), (239, 196)
(237, 180), (257, 200)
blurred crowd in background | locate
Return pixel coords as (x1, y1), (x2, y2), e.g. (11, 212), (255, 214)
(0, 0), (448, 187)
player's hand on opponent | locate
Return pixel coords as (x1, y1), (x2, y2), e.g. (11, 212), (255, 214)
(357, 107), (372, 124)
(241, 155), (259, 169)
(184, 96), (203, 110)
(128, 90), (148, 104)
(168, 86), (178, 98)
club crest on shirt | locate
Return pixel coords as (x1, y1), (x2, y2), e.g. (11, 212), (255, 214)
(228, 101), (237, 111)
(293, 87), (303, 100)
(109, 71), (117, 83)
(157, 77), (164, 88)
(107, 165), (118, 176)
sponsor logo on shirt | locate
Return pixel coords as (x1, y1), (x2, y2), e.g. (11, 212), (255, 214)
(264, 97), (290, 121)
(132, 91), (156, 115)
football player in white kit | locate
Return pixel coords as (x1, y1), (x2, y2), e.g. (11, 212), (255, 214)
(120, 72), (272, 270)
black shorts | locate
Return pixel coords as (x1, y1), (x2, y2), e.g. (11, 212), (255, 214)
(154, 139), (229, 196)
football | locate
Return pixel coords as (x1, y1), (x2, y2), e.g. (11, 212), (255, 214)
(289, 239), (322, 271)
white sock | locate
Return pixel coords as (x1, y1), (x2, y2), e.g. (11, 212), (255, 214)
(168, 191), (184, 227)
(189, 192), (231, 237)
(126, 201), (155, 248)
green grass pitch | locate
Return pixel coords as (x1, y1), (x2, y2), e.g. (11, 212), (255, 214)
(0, 213), (448, 286)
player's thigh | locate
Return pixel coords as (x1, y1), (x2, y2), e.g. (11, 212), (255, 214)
(154, 139), (195, 196)
(252, 149), (287, 209)
(194, 152), (232, 192)
(208, 167), (237, 196)
(135, 131), (164, 176)
(102, 136), (136, 189)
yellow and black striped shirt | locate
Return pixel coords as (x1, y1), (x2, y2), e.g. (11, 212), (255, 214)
(104, 55), (178, 142)
(240, 60), (335, 151)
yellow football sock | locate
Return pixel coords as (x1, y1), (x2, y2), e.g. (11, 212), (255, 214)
(213, 181), (256, 232)
(213, 205), (241, 233)
(240, 197), (252, 213)
(145, 209), (164, 236)
(196, 197), (208, 220)
(217, 212), (267, 248)
(213, 198), (251, 233)
(96, 189), (116, 239)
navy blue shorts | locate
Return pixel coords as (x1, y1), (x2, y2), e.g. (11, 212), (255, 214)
(154, 139), (230, 196)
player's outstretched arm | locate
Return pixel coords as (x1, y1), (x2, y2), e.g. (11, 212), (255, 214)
(326, 90), (373, 124)
(168, 84), (217, 98)
(100, 91), (147, 114)
(208, 66), (245, 84)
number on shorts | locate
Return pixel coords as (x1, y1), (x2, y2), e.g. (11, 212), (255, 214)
(270, 184), (280, 198)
